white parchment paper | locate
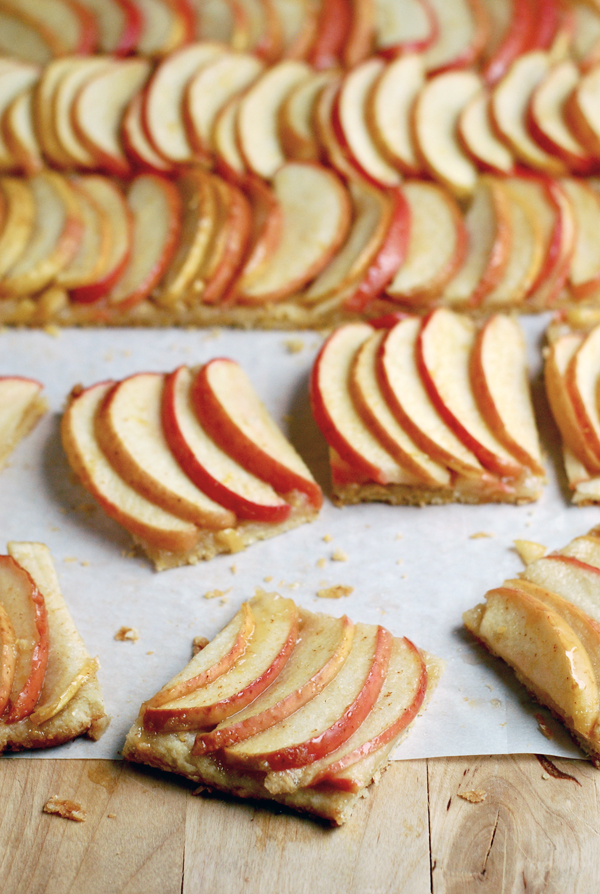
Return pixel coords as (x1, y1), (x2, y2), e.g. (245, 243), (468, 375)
(1, 317), (593, 762)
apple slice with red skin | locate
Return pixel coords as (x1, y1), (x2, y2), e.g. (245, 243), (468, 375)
(265, 635), (427, 793)
(311, 323), (422, 486)
(134, 0), (190, 57)
(193, 611), (354, 754)
(162, 365), (291, 522)
(2, 89), (44, 176)
(221, 622), (391, 772)
(366, 53), (424, 177)
(343, 0), (375, 68)
(482, 0), (536, 86)
(122, 92), (174, 174)
(271, 0), (318, 61)
(561, 179), (600, 300)
(55, 176), (112, 293)
(0, 62), (40, 171)
(212, 94), (247, 185)
(191, 358), (322, 508)
(52, 56), (114, 170)
(76, 0), (143, 56)
(423, 0), (489, 74)
(308, 0), (352, 70)
(312, 79), (358, 182)
(458, 89), (515, 175)
(523, 554), (600, 627)
(557, 534), (600, 569)
(106, 174), (182, 312)
(373, 0), (438, 56)
(0, 555), (49, 724)
(0, 178), (36, 280)
(1, 0), (97, 55)
(0, 603), (16, 717)
(35, 57), (87, 169)
(143, 593), (299, 732)
(201, 177), (253, 306)
(96, 372), (236, 529)
(417, 309), (525, 478)
(62, 381), (200, 554)
(278, 68), (336, 162)
(564, 325), (600, 466)
(146, 601), (255, 710)
(0, 7), (62, 65)
(566, 63), (600, 159)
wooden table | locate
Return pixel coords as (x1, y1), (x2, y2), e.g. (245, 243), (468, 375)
(2, 753), (598, 893)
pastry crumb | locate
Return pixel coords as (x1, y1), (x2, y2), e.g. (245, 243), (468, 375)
(264, 576), (273, 583)
(317, 585), (353, 599)
(514, 539), (547, 565)
(107, 813), (117, 819)
(396, 559), (403, 565)
(114, 626), (139, 642)
(284, 338), (304, 353)
(323, 534), (333, 543)
(203, 588), (231, 600)
(331, 549), (348, 562)
(316, 558), (327, 569)
(395, 533), (403, 540)
(43, 796), (86, 822)
(63, 556), (78, 563)
(230, 564), (237, 574)
(458, 790), (487, 803)
(192, 636), (210, 655)
(470, 532), (493, 539)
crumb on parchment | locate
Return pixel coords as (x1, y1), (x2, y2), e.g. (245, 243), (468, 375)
(317, 585), (354, 599)
(203, 588), (231, 600)
(458, 790), (487, 803)
(331, 549), (348, 562)
(470, 532), (493, 540)
(284, 338), (304, 354)
(114, 627), (139, 642)
(316, 558), (327, 569)
(43, 796), (86, 822)
(323, 534), (333, 543)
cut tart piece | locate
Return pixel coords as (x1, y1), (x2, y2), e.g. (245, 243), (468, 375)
(0, 376), (46, 472)
(310, 311), (545, 506)
(62, 359), (321, 570)
(123, 589), (443, 825)
(463, 526), (600, 765)
(0, 541), (106, 752)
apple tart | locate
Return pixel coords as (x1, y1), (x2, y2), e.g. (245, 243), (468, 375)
(61, 359), (322, 570)
(123, 590), (443, 825)
(310, 309), (545, 506)
(464, 526), (600, 765)
(0, 542), (106, 753)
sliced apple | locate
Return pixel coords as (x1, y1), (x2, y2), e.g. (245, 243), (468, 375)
(373, 0), (437, 56)
(0, 178), (36, 280)
(192, 0), (237, 42)
(565, 65), (600, 161)
(482, 0), (535, 85)
(0, 61), (40, 171)
(366, 53), (424, 176)
(2, 0), (97, 55)
(143, 592), (299, 732)
(233, 162), (351, 305)
(387, 179), (467, 304)
(201, 176), (253, 305)
(312, 79), (358, 182)
(278, 68), (336, 162)
(96, 372), (236, 529)
(308, 0), (352, 70)
(76, 0), (143, 56)
(54, 175), (111, 293)
(62, 380), (200, 554)
(233, 175), (283, 287)
(458, 88), (515, 175)
(571, 1), (600, 71)
(212, 94), (247, 183)
(0, 554), (49, 724)
(413, 69), (482, 197)
(564, 325), (600, 465)
(146, 601), (256, 710)
(2, 88), (44, 176)
(106, 174), (182, 312)
(162, 365), (291, 522)
(0, 7), (61, 65)
(52, 56), (113, 169)
(0, 376), (46, 471)
(193, 611), (354, 754)
(0, 602), (16, 717)
(423, 0), (489, 74)
(561, 178), (600, 300)
(557, 535), (600, 569)
(522, 554), (600, 627)
(221, 623), (391, 772)
(34, 57), (86, 169)
(121, 92), (174, 174)
(134, 0), (189, 56)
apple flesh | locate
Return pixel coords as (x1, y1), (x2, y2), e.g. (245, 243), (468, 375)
(0, 602), (16, 717)
(0, 179), (36, 281)
(565, 325), (600, 465)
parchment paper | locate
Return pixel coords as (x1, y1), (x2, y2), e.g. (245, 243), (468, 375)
(1, 316), (592, 762)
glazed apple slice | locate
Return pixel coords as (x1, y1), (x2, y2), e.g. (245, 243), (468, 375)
(143, 593), (299, 732)
(458, 89), (515, 175)
(76, 0), (143, 55)
(423, 0), (489, 73)
(162, 365), (291, 522)
(34, 57), (87, 169)
(311, 323), (422, 486)
(373, 0), (437, 56)
(523, 554), (600, 625)
(0, 178), (36, 281)
(121, 92), (173, 174)
(278, 68), (336, 162)
(313, 80), (358, 182)
(193, 611), (354, 754)
(62, 381), (200, 554)
(54, 176), (112, 293)
(233, 175), (283, 287)
(234, 162), (351, 305)
(96, 372), (236, 529)
(2, 89), (43, 176)
(386, 180), (467, 304)
(561, 179), (600, 300)
(146, 601), (256, 710)
(413, 69), (482, 197)
(365, 53), (424, 176)
(470, 314), (544, 474)
(557, 534), (600, 569)
(106, 174), (182, 312)
(0, 554), (49, 724)
(52, 56), (114, 169)
(221, 622), (391, 772)
(0, 601), (15, 717)
(308, 0), (352, 70)
(378, 316), (484, 478)
(565, 325), (600, 465)
(201, 177), (253, 306)
(0, 61), (40, 171)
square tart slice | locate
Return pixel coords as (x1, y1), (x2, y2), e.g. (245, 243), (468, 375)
(61, 358), (322, 570)
(310, 309), (545, 506)
(123, 590), (443, 825)
(464, 526), (600, 765)
(0, 542), (107, 753)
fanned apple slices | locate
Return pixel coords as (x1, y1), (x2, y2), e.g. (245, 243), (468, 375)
(0, 541), (106, 753)
(123, 590), (443, 825)
(62, 359), (321, 570)
(463, 526), (600, 765)
(310, 310), (545, 506)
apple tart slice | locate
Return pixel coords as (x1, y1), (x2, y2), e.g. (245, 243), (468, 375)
(123, 590), (443, 825)
(464, 526), (600, 765)
(62, 358), (322, 570)
(0, 376), (46, 472)
(0, 541), (106, 753)
(310, 309), (545, 506)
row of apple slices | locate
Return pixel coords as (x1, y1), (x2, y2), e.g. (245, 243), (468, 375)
(310, 310), (544, 502)
(136, 589), (433, 793)
(0, 542), (99, 736)
(464, 528), (600, 759)
(61, 358), (321, 564)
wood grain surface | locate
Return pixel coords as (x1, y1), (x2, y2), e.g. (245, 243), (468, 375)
(1, 754), (597, 894)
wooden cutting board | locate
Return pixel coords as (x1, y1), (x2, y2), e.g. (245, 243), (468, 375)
(2, 753), (597, 893)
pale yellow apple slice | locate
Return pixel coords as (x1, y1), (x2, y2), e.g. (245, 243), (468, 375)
(146, 602), (256, 709)
(0, 171), (83, 297)
(571, 2), (600, 69)
(143, 42), (227, 165)
(95, 372), (236, 529)
(565, 325), (600, 465)
(334, 57), (402, 188)
(0, 7), (60, 65)
(522, 555), (600, 626)
(561, 179), (600, 300)
(278, 68), (336, 162)
(3, 88), (43, 176)
(8, 542), (98, 726)
(413, 69), (482, 197)
(2, 0), (91, 54)
(491, 50), (567, 175)
(184, 51), (264, 158)
(33, 57), (83, 169)
(311, 323), (422, 486)
(235, 0), (282, 59)
(121, 92), (173, 173)
(366, 53), (424, 175)
(470, 314), (543, 475)
(372, 0), (435, 54)
(378, 316), (484, 478)
(212, 94), (247, 181)
(0, 376), (46, 471)
(52, 56), (113, 169)
(221, 622), (391, 772)
(198, 175), (253, 306)
(387, 180), (467, 304)
(423, 0), (489, 73)
(565, 65), (600, 159)
(236, 59), (311, 179)
(458, 89), (514, 175)
(0, 601), (16, 716)
(54, 176), (111, 292)
(143, 593), (299, 732)
(0, 61), (39, 170)
(61, 381), (200, 554)
(343, 0), (375, 68)
(193, 0), (237, 42)
(271, 0), (318, 59)
(557, 534), (600, 569)
(76, 0), (141, 54)
(0, 178), (35, 281)
(193, 611), (354, 753)
(233, 176), (283, 287)
(350, 329), (450, 487)
(464, 585), (600, 738)
(135, 0), (189, 56)
(234, 162), (351, 305)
